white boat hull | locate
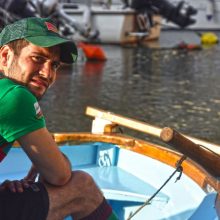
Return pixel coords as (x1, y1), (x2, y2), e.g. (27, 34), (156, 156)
(62, 3), (161, 44)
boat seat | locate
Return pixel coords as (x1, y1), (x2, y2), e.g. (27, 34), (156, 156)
(64, 165), (170, 220)
(61, 144), (169, 203)
(81, 166), (169, 203)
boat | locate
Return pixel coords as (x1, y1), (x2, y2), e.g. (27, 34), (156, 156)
(58, 0), (162, 45)
(57, 0), (200, 44)
(162, 0), (220, 30)
(1, 106), (220, 219)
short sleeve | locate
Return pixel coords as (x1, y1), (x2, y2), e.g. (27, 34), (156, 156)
(0, 86), (46, 142)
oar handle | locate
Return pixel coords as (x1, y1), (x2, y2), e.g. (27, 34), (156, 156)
(160, 127), (220, 177)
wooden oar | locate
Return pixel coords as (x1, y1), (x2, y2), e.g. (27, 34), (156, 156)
(86, 106), (220, 154)
(160, 127), (220, 177)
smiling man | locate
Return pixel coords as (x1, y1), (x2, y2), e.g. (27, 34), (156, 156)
(0, 17), (118, 220)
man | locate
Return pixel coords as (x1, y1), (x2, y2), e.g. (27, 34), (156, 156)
(0, 17), (118, 220)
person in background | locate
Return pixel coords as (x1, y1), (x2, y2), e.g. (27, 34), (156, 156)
(0, 17), (118, 220)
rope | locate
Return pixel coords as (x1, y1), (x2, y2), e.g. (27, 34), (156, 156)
(127, 155), (187, 220)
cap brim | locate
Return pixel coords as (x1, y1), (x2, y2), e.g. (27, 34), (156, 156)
(25, 35), (78, 64)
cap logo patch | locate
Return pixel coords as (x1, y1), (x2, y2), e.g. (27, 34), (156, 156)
(45, 22), (59, 33)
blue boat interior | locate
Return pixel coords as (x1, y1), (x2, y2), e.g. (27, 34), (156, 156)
(0, 142), (218, 220)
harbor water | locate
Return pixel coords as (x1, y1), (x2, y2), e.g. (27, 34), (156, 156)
(40, 30), (220, 145)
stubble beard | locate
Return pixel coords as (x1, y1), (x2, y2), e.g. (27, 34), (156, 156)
(7, 59), (45, 100)
(7, 58), (27, 87)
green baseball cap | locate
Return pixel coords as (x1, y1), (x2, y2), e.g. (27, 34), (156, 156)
(0, 17), (78, 64)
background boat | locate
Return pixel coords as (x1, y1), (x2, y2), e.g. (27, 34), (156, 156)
(59, 0), (162, 44)
(1, 106), (220, 219)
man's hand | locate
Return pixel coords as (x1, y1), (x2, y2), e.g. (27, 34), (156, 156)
(0, 165), (38, 193)
(0, 179), (31, 193)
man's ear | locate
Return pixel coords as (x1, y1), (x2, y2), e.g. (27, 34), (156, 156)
(0, 45), (14, 68)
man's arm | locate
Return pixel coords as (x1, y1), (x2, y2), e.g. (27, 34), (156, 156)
(18, 127), (72, 186)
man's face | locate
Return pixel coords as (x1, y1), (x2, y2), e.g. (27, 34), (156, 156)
(6, 43), (61, 99)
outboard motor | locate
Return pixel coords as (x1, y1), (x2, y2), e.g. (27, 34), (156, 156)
(131, 0), (197, 28)
(0, 0), (36, 28)
(0, 0), (35, 18)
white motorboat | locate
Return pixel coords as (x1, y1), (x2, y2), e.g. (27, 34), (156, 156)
(58, 1), (161, 44)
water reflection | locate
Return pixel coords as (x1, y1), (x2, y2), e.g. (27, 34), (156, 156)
(40, 33), (220, 145)
(81, 61), (106, 75)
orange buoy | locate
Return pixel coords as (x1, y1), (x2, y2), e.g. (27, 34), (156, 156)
(78, 42), (107, 61)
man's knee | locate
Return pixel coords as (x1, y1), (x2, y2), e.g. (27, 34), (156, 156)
(73, 170), (92, 181)
(72, 170), (99, 192)
(46, 170), (103, 219)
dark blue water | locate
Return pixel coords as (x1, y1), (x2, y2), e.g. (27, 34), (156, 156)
(40, 31), (220, 145)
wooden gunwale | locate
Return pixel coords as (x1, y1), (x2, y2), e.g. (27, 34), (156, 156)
(53, 132), (220, 193)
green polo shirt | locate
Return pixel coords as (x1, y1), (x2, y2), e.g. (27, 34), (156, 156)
(0, 78), (45, 161)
